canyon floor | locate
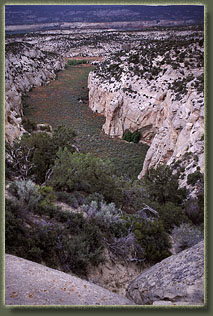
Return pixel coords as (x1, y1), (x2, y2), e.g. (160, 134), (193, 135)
(23, 60), (148, 180)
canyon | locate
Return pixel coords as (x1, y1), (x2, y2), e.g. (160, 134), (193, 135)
(4, 25), (205, 306)
(5, 27), (204, 189)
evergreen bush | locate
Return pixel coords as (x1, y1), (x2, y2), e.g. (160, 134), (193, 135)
(187, 170), (203, 186)
(123, 130), (141, 143)
(123, 130), (132, 142)
(157, 201), (189, 232)
(143, 164), (187, 205)
(132, 131), (141, 143)
(49, 148), (123, 205)
(133, 219), (171, 263)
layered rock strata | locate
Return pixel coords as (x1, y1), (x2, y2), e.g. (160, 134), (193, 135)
(126, 240), (204, 305)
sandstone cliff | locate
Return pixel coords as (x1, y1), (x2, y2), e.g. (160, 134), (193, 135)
(5, 41), (65, 143)
(88, 31), (204, 187)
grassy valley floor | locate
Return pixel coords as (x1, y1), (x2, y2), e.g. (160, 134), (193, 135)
(23, 62), (149, 179)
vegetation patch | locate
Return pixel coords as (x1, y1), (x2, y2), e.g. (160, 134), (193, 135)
(123, 130), (141, 143)
(22, 63), (148, 180)
(67, 59), (88, 66)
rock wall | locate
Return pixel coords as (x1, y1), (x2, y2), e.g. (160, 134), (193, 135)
(126, 240), (204, 305)
(88, 33), (204, 186)
(88, 71), (204, 187)
(5, 41), (65, 143)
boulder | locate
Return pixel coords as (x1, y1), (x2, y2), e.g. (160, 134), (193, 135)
(5, 254), (135, 306)
(126, 240), (204, 305)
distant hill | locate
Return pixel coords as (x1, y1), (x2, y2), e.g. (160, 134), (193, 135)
(5, 5), (204, 26)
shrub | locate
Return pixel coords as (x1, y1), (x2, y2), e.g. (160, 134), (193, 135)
(49, 148), (123, 205)
(84, 192), (105, 209)
(56, 191), (79, 208)
(107, 232), (144, 262)
(37, 185), (56, 211)
(5, 199), (26, 255)
(23, 132), (55, 183)
(6, 125), (77, 184)
(51, 125), (77, 151)
(22, 118), (37, 133)
(133, 219), (171, 263)
(123, 130), (132, 142)
(9, 180), (40, 209)
(32, 225), (61, 267)
(143, 164), (187, 205)
(5, 198), (104, 277)
(132, 131), (141, 143)
(5, 140), (36, 180)
(38, 185), (55, 202)
(123, 130), (141, 143)
(122, 183), (147, 213)
(157, 201), (189, 232)
(57, 223), (104, 275)
(9, 179), (59, 215)
(82, 200), (127, 238)
(187, 170), (203, 186)
(172, 223), (203, 253)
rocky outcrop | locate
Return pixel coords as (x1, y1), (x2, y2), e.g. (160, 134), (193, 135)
(5, 41), (65, 143)
(88, 31), (204, 186)
(126, 240), (204, 305)
(5, 254), (135, 306)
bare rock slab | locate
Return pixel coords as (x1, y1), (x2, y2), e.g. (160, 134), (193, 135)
(126, 241), (204, 305)
(5, 254), (135, 306)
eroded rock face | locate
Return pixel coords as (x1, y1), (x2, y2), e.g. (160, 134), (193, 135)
(126, 240), (204, 305)
(87, 248), (144, 297)
(5, 41), (65, 143)
(88, 30), (204, 187)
